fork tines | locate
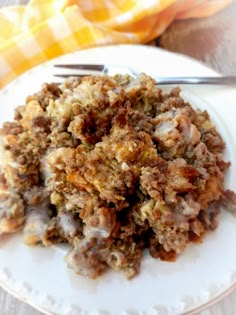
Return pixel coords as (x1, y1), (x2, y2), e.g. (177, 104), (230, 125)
(54, 64), (104, 71)
(54, 64), (105, 78)
(55, 74), (91, 78)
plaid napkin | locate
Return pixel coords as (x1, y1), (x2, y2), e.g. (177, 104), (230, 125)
(0, 0), (233, 88)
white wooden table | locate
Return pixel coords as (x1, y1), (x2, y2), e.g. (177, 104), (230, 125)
(0, 0), (236, 314)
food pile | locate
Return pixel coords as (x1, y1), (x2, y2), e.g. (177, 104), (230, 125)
(0, 74), (235, 279)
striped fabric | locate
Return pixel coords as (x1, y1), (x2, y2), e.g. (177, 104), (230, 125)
(0, 0), (234, 88)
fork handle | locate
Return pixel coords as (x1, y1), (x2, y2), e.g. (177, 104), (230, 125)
(155, 76), (236, 85)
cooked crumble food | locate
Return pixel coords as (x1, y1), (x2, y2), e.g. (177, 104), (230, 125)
(0, 73), (236, 279)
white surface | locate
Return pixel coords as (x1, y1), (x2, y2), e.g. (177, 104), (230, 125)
(0, 45), (236, 315)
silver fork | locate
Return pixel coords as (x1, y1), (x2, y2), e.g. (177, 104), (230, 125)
(54, 63), (236, 85)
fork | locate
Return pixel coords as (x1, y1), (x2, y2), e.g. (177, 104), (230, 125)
(54, 64), (236, 85)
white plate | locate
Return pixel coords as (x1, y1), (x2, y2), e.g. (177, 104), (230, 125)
(0, 44), (236, 315)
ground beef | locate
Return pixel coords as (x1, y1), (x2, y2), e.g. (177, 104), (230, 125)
(0, 73), (235, 279)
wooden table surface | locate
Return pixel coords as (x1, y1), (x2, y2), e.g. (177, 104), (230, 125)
(0, 1), (236, 314)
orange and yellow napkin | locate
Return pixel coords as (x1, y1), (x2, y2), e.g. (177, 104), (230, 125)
(0, 0), (234, 88)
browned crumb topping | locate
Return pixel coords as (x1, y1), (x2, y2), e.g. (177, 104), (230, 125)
(0, 74), (235, 279)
